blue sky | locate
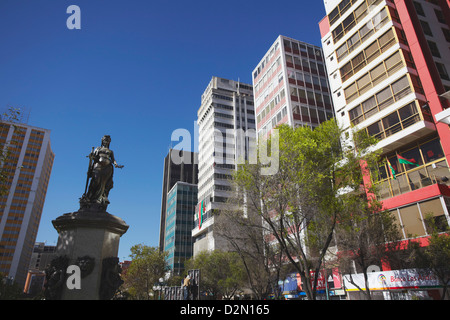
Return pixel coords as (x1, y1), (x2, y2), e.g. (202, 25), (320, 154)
(0, 0), (327, 261)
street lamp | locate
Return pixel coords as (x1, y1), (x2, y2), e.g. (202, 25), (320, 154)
(152, 278), (165, 300)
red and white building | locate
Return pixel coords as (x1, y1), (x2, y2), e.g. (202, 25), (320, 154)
(319, 0), (450, 299)
(252, 35), (334, 138)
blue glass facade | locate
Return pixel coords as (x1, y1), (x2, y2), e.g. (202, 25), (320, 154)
(164, 182), (197, 275)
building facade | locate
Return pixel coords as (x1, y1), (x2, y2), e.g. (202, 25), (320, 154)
(252, 36), (340, 299)
(253, 35), (334, 138)
(0, 122), (54, 288)
(164, 181), (197, 275)
(159, 149), (198, 252)
(320, 0), (450, 298)
(28, 241), (56, 271)
(24, 242), (56, 295)
(193, 77), (255, 255)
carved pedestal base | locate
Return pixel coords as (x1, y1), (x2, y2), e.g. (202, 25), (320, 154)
(47, 209), (128, 300)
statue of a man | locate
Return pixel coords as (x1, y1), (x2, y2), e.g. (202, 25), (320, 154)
(80, 135), (123, 211)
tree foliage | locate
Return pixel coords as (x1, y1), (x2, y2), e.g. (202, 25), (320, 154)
(228, 119), (384, 300)
(184, 250), (246, 299)
(0, 272), (23, 300)
(408, 215), (450, 300)
(122, 244), (169, 300)
(215, 204), (286, 299)
(335, 199), (402, 299)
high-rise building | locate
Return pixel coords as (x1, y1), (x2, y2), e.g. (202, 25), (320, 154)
(28, 241), (56, 271)
(319, 0), (450, 262)
(252, 36), (337, 296)
(0, 121), (54, 288)
(193, 76), (255, 255)
(252, 35), (334, 138)
(164, 181), (197, 275)
(159, 149), (198, 252)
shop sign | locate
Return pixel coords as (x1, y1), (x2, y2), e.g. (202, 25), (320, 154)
(310, 270), (326, 290)
(343, 269), (440, 291)
(332, 268), (342, 288)
(309, 268), (342, 290)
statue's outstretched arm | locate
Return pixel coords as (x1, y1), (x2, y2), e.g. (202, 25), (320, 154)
(111, 150), (124, 168)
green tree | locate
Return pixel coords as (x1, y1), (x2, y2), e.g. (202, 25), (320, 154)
(185, 250), (246, 299)
(231, 119), (381, 300)
(409, 214), (450, 300)
(0, 272), (23, 300)
(215, 207), (285, 299)
(335, 199), (402, 299)
(122, 244), (169, 300)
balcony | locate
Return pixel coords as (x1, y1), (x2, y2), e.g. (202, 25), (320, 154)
(192, 215), (214, 238)
(435, 107), (450, 125)
(375, 117), (436, 153)
(376, 159), (450, 201)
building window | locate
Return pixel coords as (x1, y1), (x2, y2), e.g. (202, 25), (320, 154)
(434, 9), (446, 24)
(284, 39), (292, 50)
(399, 205), (426, 236)
(348, 74), (418, 125)
(362, 101), (421, 140)
(420, 199), (449, 233)
(413, 1), (425, 16)
(339, 28), (397, 82)
(435, 62), (450, 81)
(427, 41), (441, 58)
(419, 20), (433, 36)
(376, 137), (448, 200)
(390, 198), (449, 239)
(344, 51), (406, 103)
(442, 28), (450, 42)
(335, 7), (391, 62)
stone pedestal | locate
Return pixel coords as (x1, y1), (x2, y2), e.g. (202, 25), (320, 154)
(48, 209), (128, 300)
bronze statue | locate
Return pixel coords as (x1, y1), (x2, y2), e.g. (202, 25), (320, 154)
(80, 135), (123, 211)
(44, 255), (69, 300)
(75, 256), (95, 278)
(99, 257), (124, 300)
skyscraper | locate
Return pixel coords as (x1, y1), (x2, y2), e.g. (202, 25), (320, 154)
(253, 35), (334, 137)
(252, 36), (337, 295)
(319, 0), (450, 260)
(0, 121), (54, 288)
(164, 181), (197, 275)
(159, 149), (198, 252)
(193, 77), (255, 255)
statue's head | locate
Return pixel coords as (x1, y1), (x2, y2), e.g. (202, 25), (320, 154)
(101, 135), (111, 147)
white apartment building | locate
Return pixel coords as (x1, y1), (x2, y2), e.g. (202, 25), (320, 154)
(193, 77), (255, 255)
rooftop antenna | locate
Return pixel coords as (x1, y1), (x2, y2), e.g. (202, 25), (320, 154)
(25, 108), (31, 124)
(237, 77), (240, 95)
